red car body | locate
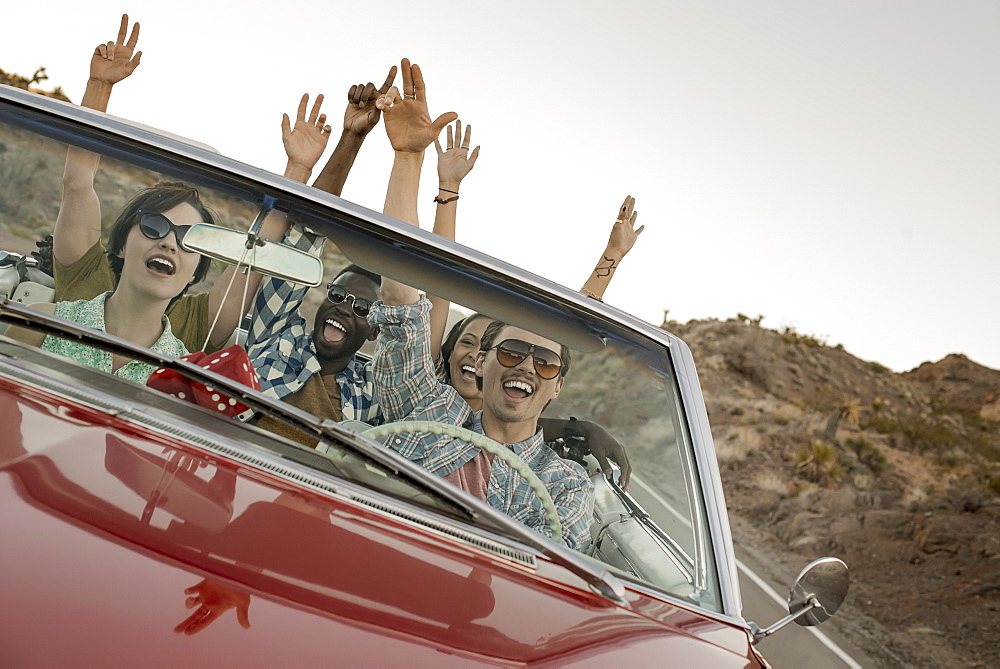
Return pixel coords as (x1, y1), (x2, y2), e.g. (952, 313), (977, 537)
(1, 379), (762, 666)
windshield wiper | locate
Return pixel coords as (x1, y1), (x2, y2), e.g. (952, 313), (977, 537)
(0, 299), (630, 606)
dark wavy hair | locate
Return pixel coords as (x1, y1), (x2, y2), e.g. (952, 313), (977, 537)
(440, 312), (489, 383)
(475, 319), (571, 391)
(106, 182), (215, 305)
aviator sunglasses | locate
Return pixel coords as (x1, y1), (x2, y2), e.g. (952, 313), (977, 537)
(491, 339), (563, 380)
(326, 284), (373, 318)
(137, 211), (196, 247)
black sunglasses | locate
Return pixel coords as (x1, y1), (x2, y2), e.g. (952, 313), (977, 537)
(326, 284), (373, 318)
(492, 338), (563, 380)
(137, 211), (196, 247)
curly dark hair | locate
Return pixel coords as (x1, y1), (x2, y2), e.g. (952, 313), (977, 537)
(439, 312), (489, 383)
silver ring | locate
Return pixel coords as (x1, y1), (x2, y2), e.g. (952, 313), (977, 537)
(405, 94), (416, 99)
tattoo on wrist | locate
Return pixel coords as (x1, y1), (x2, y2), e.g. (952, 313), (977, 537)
(594, 255), (617, 278)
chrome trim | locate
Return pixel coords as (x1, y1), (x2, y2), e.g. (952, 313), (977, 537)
(665, 362), (712, 604)
(616, 570), (754, 632)
(669, 337), (743, 617)
(344, 492), (536, 569)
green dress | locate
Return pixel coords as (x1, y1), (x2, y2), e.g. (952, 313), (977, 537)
(41, 291), (189, 384)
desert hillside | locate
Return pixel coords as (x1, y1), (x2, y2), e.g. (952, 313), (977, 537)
(664, 314), (999, 667)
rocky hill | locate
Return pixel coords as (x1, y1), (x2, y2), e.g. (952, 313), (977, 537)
(664, 315), (999, 667)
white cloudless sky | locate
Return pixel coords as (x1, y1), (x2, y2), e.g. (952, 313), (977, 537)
(4, 0), (998, 371)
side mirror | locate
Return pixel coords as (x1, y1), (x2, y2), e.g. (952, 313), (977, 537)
(182, 223), (323, 286)
(749, 557), (849, 644)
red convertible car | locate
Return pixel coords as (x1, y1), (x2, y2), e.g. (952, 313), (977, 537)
(0, 84), (846, 666)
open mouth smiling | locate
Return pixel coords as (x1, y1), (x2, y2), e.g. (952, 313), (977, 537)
(321, 316), (349, 344)
(502, 378), (535, 400)
(145, 255), (176, 276)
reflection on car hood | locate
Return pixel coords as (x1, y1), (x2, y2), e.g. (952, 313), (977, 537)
(0, 383), (756, 666)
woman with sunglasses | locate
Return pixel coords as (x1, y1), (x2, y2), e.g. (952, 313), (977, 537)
(4, 182), (210, 382)
(6, 18), (337, 379)
(7, 99), (331, 383)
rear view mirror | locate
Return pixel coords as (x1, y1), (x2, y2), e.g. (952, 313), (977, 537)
(182, 223), (323, 286)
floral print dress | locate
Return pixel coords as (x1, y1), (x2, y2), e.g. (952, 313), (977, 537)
(41, 291), (189, 384)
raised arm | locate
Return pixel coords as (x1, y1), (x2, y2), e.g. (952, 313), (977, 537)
(428, 120), (480, 359)
(280, 93), (334, 183)
(377, 58), (456, 307)
(53, 14), (142, 268)
(312, 66), (397, 197)
(202, 94), (332, 349)
(579, 196), (645, 303)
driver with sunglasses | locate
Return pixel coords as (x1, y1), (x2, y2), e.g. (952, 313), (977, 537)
(367, 62), (594, 551)
(371, 299), (595, 551)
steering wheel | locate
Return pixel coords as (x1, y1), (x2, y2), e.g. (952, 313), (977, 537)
(363, 421), (562, 545)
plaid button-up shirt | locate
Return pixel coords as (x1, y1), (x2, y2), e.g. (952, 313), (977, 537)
(370, 297), (594, 551)
(242, 224), (382, 425)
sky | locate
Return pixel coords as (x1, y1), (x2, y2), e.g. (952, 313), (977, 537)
(4, 0), (998, 372)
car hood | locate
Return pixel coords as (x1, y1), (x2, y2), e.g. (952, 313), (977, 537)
(0, 383), (757, 666)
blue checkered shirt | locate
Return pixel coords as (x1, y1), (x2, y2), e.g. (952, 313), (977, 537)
(370, 297), (594, 551)
(242, 224), (382, 425)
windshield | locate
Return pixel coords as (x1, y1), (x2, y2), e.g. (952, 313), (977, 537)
(0, 92), (724, 613)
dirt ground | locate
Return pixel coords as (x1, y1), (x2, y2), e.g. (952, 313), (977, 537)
(669, 317), (1000, 668)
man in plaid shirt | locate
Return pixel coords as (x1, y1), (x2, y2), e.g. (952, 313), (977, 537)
(242, 222), (384, 433)
(370, 298), (595, 551)
(239, 68), (400, 437)
(368, 59), (594, 551)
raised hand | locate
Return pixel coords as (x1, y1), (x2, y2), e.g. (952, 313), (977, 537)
(344, 65), (397, 137)
(605, 196), (645, 260)
(579, 196), (645, 302)
(90, 14), (142, 86)
(281, 93), (333, 178)
(376, 59), (457, 154)
(173, 579), (251, 635)
(434, 120), (480, 187)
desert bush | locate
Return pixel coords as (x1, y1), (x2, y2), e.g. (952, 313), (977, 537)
(753, 470), (789, 496)
(796, 439), (845, 484)
(780, 325), (827, 349)
(845, 437), (888, 475)
(865, 413), (964, 458)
